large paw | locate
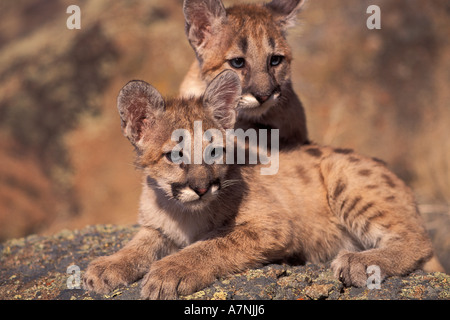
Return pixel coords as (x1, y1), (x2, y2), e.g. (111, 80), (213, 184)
(83, 255), (136, 294)
(140, 258), (213, 300)
(331, 250), (377, 288)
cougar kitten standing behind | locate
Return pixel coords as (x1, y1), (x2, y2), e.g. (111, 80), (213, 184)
(83, 70), (443, 299)
(181, 0), (309, 147)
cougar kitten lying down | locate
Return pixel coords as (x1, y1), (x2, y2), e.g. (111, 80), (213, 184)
(181, 0), (310, 147)
(84, 70), (443, 299)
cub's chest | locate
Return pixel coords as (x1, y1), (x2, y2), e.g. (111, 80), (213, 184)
(138, 188), (223, 247)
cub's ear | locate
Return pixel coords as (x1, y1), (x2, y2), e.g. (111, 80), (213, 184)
(117, 80), (165, 149)
(203, 70), (242, 130)
(265, 0), (306, 30)
(183, 0), (227, 52)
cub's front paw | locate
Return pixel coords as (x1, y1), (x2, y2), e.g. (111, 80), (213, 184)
(331, 250), (379, 288)
(83, 255), (136, 294)
(140, 258), (213, 300)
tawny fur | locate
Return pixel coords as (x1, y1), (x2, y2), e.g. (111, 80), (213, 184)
(180, 0), (309, 147)
(83, 71), (443, 299)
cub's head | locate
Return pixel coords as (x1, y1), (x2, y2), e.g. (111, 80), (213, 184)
(183, 0), (305, 118)
(117, 70), (241, 211)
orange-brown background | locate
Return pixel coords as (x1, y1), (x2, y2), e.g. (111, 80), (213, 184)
(0, 0), (448, 268)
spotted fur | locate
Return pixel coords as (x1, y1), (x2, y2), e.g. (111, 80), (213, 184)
(83, 71), (443, 299)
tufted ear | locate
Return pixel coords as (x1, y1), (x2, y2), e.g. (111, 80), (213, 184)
(265, 0), (306, 30)
(183, 0), (227, 53)
(117, 80), (165, 149)
(203, 70), (242, 130)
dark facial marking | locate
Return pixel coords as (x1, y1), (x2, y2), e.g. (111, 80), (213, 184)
(239, 37), (248, 55)
(146, 175), (158, 188)
(171, 182), (187, 199)
(268, 37), (276, 49)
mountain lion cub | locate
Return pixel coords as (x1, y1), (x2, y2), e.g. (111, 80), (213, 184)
(83, 71), (443, 299)
(181, 0), (309, 147)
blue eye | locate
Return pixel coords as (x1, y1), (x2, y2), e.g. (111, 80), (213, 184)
(165, 150), (183, 163)
(229, 58), (245, 69)
(270, 55), (283, 66)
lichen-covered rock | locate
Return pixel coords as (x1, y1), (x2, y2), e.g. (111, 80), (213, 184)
(0, 225), (448, 300)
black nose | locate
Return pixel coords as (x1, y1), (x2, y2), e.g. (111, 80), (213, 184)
(253, 87), (280, 104)
(255, 94), (270, 104)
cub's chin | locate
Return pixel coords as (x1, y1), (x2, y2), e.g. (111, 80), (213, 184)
(237, 93), (280, 120)
(175, 185), (220, 212)
(181, 199), (211, 212)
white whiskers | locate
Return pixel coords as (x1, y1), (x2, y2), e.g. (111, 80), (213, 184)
(221, 179), (241, 189)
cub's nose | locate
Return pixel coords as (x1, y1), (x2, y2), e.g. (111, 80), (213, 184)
(193, 186), (210, 197)
(255, 94), (271, 104)
(254, 88), (280, 104)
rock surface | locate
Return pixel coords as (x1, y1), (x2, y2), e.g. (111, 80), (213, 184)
(1, 224), (448, 300)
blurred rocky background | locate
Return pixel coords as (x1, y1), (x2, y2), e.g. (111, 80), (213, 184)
(0, 0), (449, 270)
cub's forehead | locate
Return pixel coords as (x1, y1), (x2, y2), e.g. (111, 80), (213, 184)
(225, 5), (288, 52)
(227, 5), (280, 32)
(163, 98), (218, 131)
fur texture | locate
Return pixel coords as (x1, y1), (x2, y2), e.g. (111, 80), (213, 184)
(180, 0), (309, 147)
(83, 71), (443, 299)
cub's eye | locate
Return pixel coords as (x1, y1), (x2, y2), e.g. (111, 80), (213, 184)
(164, 150), (183, 163)
(270, 55), (284, 67)
(210, 147), (224, 160)
(229, 58), (245, 69)
(204, 146), (225, 164)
